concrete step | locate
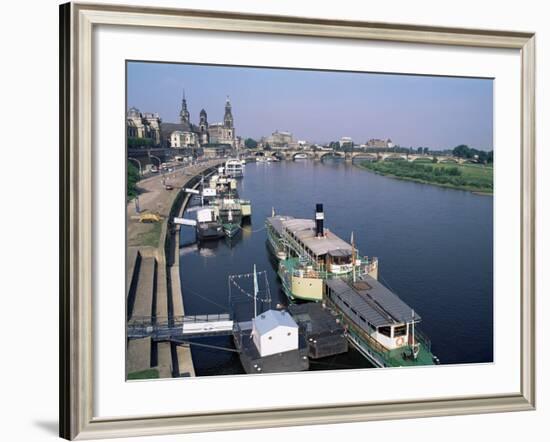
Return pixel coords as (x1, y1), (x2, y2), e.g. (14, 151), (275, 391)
(176, 344), (195, 377)
(126, 337), (152, 374)
(126, 248), (141, 317)
(129, 257), (156, 319)
(156, 342), (173, 378)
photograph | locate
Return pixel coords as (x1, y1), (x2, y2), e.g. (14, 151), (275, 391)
(125, 61), (494, 380)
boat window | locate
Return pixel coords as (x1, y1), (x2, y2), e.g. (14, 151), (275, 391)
(343, 301), (350, 308)
(359, 315), (366, 323)
(351, 308), (357, 315)
(378, 326), (391, 337)
(394, 325), (407, 337)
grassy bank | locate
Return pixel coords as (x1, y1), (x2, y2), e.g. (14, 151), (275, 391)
(358, 160), (493, 194)
(127, 368), (159, 380)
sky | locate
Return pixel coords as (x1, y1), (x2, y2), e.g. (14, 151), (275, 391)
(127, 61), (493, 150)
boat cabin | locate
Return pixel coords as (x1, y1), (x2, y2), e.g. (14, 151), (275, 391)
(325, 276), (421, 350)
(279, 218), (355, 274)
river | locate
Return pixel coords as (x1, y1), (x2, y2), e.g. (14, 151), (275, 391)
(179, 160), (493, 375)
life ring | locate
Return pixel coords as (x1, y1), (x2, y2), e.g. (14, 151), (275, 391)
(396, 337), (405, 346)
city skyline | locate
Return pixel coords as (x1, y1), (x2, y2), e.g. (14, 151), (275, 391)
(127, 61), (494, 151)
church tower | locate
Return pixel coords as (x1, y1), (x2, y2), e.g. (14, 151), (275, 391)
(224, 96), (234, 129)
(199, 109), (209, 145)
(179, 89), (190, 124)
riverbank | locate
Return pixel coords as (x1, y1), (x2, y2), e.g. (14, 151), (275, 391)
(126, 159), (223, 379)
(357, 161), (493, 194)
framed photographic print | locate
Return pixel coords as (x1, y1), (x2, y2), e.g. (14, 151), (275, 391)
(59, 2), (536, 440)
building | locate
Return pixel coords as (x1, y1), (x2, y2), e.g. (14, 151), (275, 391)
(170, 130), (199, 148)
(208, 98), (236, 146)
(366, 138), (394, 149)
(251, 310), (299, 357)
(266, 130), (293, 148)
(157, 90), (237, 150)
(339, 136), (353, 149)
(126, 107), (162, 145)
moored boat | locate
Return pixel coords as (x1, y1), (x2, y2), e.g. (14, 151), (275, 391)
(225, 158), (244, 178)
(195, 208), (224, 241)
(215, 198), (242, 238)
(324, 276), (438, 367)
(265, 204), (378, 301)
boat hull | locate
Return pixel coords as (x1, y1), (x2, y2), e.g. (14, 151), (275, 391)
(222, 223), (240, 238)
(196, 222), (224, 241)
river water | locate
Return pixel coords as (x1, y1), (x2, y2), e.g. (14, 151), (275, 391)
(179, 160), (493, 375)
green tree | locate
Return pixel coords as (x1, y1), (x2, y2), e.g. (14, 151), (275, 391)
(452, 144), (471, 158)
(127, 161), (140, 200)
(244, 138), (258, 149)
(127, 137), (153, 148)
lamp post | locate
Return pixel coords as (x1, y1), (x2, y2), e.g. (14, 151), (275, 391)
(149, 153), (162, 170)
(128, 157), (142, 176)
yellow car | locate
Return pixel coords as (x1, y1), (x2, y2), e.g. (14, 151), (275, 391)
(139, 212), (161, 223)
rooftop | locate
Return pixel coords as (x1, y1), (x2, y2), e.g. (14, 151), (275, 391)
(253, 310), (298, 335)
(283, 218), (352, 257)
(326, 275), (421, 327)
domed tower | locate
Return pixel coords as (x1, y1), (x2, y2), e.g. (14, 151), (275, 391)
(224, 96), (234, 129)
(179, 89), (190, 124)
(199, 109), (209, 145)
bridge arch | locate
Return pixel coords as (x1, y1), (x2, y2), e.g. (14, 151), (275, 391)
(271, 151), (285, 160)
(292, 152), (313, 160)
(351, 153), (378, 163)
(412, 156), (435, 163)
(383, 154), (408, 161)
(439, 157), (459, 164)
(320, 151), (344, 161)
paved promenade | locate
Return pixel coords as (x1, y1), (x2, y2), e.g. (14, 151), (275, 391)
(126, 158), (224, 379)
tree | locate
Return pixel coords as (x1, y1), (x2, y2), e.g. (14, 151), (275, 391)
(329, 141), (340, 150)
(263, 142), (272, 151)
(244, 138), (258, 149)
(477, 150), (488, 164)
(452, 144), (471, 158)
(127, 161), (140, 199)
(127, 137), (153, 148)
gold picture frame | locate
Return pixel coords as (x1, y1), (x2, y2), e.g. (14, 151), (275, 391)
(59, 2), (536, 439)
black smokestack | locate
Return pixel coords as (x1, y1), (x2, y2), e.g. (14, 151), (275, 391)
(315, 203), (324, 238)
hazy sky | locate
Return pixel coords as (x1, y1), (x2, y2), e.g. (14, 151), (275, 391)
(127, 61), (493, 150)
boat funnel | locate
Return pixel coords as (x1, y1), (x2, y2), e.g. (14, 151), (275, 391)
(315, 204), (324, 238)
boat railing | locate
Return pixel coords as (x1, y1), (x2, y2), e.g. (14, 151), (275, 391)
(324, 297), (390, 358)
(414, 327), (432, 352)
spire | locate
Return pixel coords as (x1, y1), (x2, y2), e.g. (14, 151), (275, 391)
(179, 88), (190, 124)
(224, 95), (233, 128)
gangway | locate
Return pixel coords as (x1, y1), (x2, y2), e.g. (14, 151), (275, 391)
(128, 313), (234, 340)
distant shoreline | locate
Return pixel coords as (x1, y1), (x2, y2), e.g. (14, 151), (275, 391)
(356, 162), (493, 195)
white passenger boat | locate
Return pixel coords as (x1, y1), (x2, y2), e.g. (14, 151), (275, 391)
(225, 159), (244, 178)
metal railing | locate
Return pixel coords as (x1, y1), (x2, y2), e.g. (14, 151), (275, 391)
(127, 313), (233, 339)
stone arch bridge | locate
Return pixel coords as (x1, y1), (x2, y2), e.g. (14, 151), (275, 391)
(250, 149), (466, 164)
